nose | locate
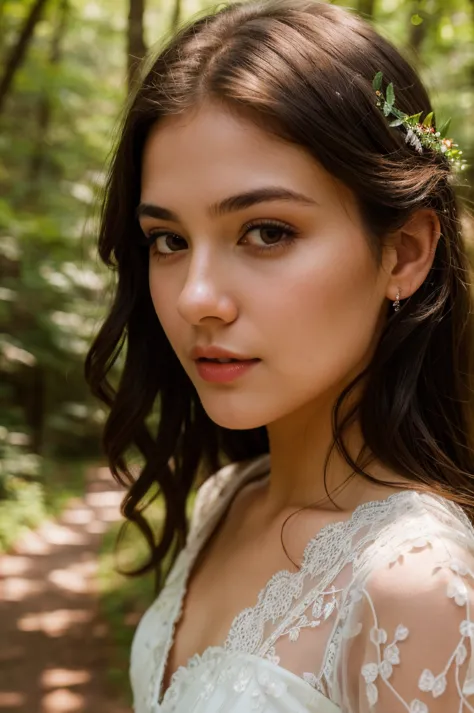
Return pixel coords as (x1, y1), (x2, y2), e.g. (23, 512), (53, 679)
(177, 251), (238, 326)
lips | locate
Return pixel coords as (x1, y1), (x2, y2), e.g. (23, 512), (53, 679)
(190, 345), (256, 362)
(194, 356), (260, 383)
(198, 357), (240, 363)
(190, 345), (260, 382)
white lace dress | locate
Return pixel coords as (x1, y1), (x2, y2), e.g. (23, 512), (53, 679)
(130, 453), (474, 713)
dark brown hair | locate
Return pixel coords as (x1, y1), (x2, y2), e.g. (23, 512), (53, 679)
(85, 0), (474, 592)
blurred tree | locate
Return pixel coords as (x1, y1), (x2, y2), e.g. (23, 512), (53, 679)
(28, 0), (69, 198)
(128, 0), (147, 92)
(0, 0), (49, 115)
(0, 0), (125, 472)
(358, 0), (377, 18)
(407, 0), (436, 57)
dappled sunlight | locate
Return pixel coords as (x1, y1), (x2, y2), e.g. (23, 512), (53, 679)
(18, 609), (94, 636)
(40, 521), (89, 547)
(86, 519), (108, 535)
(61, 507), (94, 526)
(0, 555), (29, 577)
(47, 558), (98, 594)
(41, 688), (85, 712)
(85, 489), (123, 509)
(41, 668), (91, 688)
(85, 489), (124, 524)
(3, 577), (46, 601)
(0, 691), (25, 708)
(13, 530), (52, 556)
(0, 468), (131, 712)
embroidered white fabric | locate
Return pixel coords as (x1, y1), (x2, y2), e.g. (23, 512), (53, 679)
(129, 453), (474, 712)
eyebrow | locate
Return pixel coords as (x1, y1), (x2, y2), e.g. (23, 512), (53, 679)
(136, 187), (319, 222)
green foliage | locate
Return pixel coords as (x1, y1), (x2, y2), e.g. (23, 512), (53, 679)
(0, 424), (89, 552)
(0, 0), (123, 469)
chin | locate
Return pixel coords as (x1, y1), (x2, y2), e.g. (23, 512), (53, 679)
(197, 392), (271, 431)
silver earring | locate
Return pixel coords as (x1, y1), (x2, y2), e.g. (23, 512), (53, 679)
(393, 289), (401, 312)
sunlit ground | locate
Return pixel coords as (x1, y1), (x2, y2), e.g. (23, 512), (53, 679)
(0, 466), (131, 713)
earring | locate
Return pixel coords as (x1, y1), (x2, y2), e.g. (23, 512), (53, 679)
(393, 289), (401, 312)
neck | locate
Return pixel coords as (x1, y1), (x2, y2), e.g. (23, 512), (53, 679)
(263, 389), (403, 516)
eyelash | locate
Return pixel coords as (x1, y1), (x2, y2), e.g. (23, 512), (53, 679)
(144, 219), (298, 260)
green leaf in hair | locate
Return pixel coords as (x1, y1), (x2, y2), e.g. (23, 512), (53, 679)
(422, 112), (434, 128)
(438, 118), (452, 139)
(372, 71), (383, 91)
(371, 72), (467, 173)
(386, 82), (395, 108)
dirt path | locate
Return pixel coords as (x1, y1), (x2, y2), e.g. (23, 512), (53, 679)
(0, 465), (132, 713)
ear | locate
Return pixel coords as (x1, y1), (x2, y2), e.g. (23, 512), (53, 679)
(385, 208), (441, 303)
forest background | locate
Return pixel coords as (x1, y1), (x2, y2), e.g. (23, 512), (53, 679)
(0, 0), (473, 561)
(0, 0), (472, 706)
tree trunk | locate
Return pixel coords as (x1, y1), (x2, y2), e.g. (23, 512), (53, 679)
(27, 0), (69, 197)
(0, 0), (6, 55)
(358, 0), (376, 18)
(0, 0), (49, 116)
(406, 0), (441, 58)
(25, 365), (46, 454)
(409, 14), (428, 57)
(170, 0), (182, 32)
(127, 0), (147, 93)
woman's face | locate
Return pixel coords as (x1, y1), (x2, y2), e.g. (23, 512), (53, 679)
(138, 101), (394, 430)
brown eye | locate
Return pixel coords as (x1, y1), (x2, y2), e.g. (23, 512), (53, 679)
(148, 232), (188, 255)
(240, 220), (298, 253)
(250, 226), (287, 245)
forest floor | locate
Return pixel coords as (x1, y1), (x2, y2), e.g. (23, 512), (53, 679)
(0, 465), (132, 713)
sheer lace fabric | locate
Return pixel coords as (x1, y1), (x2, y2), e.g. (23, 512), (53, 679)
(130, 454), (474, 712)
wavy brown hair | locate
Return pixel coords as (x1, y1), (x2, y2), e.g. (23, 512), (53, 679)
(85, 0), (474, 593)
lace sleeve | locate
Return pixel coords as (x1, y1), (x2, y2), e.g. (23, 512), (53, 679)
(333, 539), (474, 712)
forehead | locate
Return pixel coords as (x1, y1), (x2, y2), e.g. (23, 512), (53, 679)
(139, 101), (354, 218)
(143, 101), (288, 160)
(143, 104), (311, 182)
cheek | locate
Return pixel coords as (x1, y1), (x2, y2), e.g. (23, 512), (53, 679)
(264, 245), (384, 384)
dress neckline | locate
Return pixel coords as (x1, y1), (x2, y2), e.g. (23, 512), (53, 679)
(156, 455), (418, 707)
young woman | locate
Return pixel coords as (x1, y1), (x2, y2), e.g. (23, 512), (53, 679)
(85, 0), (474, 711)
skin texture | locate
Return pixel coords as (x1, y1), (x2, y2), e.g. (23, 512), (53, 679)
(139, 100), (442, 693)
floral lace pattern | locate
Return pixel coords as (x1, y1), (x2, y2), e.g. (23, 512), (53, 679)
(334, 549), (474, 711)
(129, 455), (474, 713)
(159, 649), (290, 712)
(158, 646), (334, 713)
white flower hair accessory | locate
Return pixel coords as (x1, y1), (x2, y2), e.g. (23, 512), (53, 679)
(372, 71), (467, 173)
